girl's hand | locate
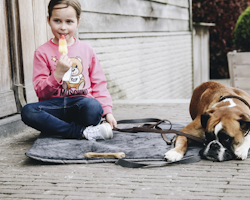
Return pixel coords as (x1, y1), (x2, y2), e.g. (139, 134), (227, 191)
(54, 53), (72, 82)
(105, 113), (117, 129)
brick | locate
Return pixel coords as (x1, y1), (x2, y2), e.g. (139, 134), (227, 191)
(76, 187), (133, 194)
(2, 102), (250, 200)
(65, 196), (122, 200)
(0, 189), (42, 195)
(89, 35), (193, 100)
(7, 194), (66, 199)
(156, 195), (219, 200)
(101, 192), (158, 199)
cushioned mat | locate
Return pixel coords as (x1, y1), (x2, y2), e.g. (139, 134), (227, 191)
(25, 122), (204, 164)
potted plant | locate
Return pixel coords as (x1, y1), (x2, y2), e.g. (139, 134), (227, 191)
(227, 6), (250, 93)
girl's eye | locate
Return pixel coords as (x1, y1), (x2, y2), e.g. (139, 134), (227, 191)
(67, 21), (73, 23)
(55, 20), (60, 23)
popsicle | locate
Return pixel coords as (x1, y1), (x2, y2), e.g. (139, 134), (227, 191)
(59, 35), (68, 54)
(58, 35), (71, 81)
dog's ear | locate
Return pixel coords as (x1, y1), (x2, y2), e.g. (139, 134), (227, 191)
(201, 112), (211, 129)
(238, 113), (250, 132)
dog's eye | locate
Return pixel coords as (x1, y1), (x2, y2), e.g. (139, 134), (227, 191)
(225, 138), (230, 143)
(222, 136), (232, 144)
(218, 131), (234, 145)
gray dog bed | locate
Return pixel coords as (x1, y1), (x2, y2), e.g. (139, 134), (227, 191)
(25, 122), (206, 164)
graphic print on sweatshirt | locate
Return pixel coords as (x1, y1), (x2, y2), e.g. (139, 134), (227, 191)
(62, 56), (85, 90)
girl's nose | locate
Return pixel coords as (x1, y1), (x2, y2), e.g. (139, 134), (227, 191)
(60, 22), (66, 30)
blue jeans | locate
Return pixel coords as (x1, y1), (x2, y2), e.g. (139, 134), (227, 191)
(21, 97), (103, 139)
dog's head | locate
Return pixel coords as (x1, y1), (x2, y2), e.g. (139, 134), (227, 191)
(199, 107), (250, 161)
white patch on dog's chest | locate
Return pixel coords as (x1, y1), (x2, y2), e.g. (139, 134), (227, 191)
(223, 99), (236, 107)
(214, 122), (223, 137)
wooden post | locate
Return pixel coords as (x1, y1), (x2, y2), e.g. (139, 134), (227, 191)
(193, 22), (215, 89)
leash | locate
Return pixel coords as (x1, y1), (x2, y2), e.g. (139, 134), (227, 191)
(115, 155), (201, 168)
(111, 118), (203, 168)
(113, 118), (205, 144)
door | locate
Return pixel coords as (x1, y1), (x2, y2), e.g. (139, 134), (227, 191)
(0, 0), (18, 118)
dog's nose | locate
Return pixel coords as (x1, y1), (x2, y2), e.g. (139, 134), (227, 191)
(210, 142), (220, 150)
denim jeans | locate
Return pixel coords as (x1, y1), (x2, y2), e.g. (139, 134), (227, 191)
(21, 96), (103, 139)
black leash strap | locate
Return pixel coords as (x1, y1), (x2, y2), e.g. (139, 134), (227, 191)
(116, 118), (164, 124)
(116, 155), (201, 168)
(114, 118), (205, 144)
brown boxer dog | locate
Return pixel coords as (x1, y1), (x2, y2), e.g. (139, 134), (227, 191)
(164, 81), (250, 162)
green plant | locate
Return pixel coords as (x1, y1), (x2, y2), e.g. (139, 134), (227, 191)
(233, 6), (250, 51)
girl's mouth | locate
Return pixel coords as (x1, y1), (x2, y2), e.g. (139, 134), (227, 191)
(59, 33), (68, 37)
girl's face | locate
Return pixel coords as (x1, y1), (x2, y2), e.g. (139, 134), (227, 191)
(47, 4), (80, 46)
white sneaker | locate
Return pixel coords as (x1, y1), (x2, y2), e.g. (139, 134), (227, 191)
(83, 123), (113, 141)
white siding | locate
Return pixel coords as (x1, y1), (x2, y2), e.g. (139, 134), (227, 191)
(79, 0), (193, 99)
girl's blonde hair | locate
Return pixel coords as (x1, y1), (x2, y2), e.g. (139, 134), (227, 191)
(48, 0), (81, 20)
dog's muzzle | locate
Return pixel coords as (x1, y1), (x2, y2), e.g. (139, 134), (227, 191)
(199, 140), (235, 162)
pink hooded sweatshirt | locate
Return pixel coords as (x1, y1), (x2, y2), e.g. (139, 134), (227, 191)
(33, 39), (112, 116)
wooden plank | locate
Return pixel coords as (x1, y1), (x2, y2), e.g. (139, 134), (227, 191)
(44, 0), (54, 40)
(234, 78), (250, 89)
(193, 30), (201, 88)
(227, 52), (235, 87)
(168, 0), (189, 7)
(6, 0), (26, 112)
(0, 0), (17, 117)
(228, 52), (250, 87)
(79, 0), (189, 20)
(79, 12), (189, 33)
(18, 0), (38, 103)
(150, 0), (189, 7)
(0, 91), (17, 118)
(25, 84), (38, 103)
(233, 65), (250, 77)
(193, 26), (209, 88)
(79, 31), (190, 39)
(32, 0), (48, 48)
(0, 0), (12, 93)
(148, 0), (168, 4)
(232, 52), (250, 65)
(149, 0), (168, 4)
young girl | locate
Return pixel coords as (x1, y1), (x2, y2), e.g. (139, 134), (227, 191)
(21, 0), (117, 140)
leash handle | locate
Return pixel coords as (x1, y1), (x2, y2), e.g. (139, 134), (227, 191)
(115, 155), (201, 168)
(114, 118), (174, 144)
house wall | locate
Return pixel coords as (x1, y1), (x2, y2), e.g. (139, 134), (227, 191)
(0, 0), (193, 119)
(79, 0), (193, 99)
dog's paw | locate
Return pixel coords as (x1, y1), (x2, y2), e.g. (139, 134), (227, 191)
(164, 149), (184, 162)
(235, 145), (249, 160)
